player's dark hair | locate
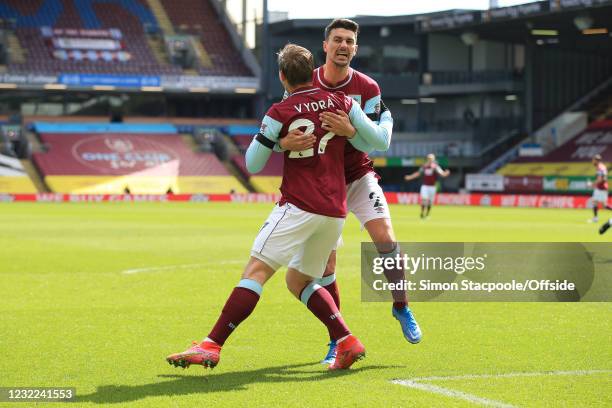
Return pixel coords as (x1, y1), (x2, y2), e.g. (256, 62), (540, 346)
(324, 18), (359, 40)
(277, 43), (314, 88)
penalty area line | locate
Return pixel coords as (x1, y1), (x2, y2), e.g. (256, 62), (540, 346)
(122, 260), (243, 275)
(392, 369), (611, 407)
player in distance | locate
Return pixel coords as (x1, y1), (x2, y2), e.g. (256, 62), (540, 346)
(166, 44), (391, 371)
(404, 153), (450, 219)
(588, 154), (611, 223)
(277, 19), (421, 364)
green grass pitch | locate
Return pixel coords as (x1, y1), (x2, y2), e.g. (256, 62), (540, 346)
(0, 202), (610, 407)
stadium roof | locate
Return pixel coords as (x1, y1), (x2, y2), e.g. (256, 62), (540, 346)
(269, 1), (612, 55)
(416, 1), (612, 54)
(267, 11), (475, 35)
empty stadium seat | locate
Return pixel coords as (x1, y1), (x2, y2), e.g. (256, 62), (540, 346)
(0, 153), (37, 193)
(32, 127), (247, 193)
(227, 132), (282, 193)
(160, 0), (252, 76)
(497, 120), (612, 177)
(1, 0), (182, 75)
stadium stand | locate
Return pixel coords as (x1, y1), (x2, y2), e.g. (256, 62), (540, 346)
(159, 0), (252, 76)
(248, 154), (282, 193)
(580, 80), (612, 123)
(223, 125), (282, 193)
(0, 153), (37, 193)
(1, 0), (182, 75)
(497, 120), (612, 180)
(229, 134), (251, 179)
(0, 1), (609, 198)
(30, 122), (247, 193)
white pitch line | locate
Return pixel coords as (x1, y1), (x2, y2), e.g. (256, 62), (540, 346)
(392, 370), (612, 407)
(405, 369), (612, 382)
(122, 260), (243, 275)
(394, 379), (515, 408)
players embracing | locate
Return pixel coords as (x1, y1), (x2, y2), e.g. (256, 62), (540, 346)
(167, 43), (392, 371)
(279, 19), (422, 364)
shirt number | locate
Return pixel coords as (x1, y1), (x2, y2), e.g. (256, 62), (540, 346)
(287, 118), (335, 159)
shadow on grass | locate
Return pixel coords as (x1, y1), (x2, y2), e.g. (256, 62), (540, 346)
(76, 362), (400, 404)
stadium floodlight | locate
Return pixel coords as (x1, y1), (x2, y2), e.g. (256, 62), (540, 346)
(43, 84), (67, 90)
(141, 86), (163, 92)
(235, 88), (257, 94)
(460, 31), (479, 46)
(582, 28), (608, 35)
(574, 14), (593, 31)
(93, 85), (116, 91)
(531, 29), (558, 36)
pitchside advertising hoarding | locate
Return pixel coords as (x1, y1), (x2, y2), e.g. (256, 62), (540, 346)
(360, 243), (611, 302)
(467, 174), (609, 194)
(0, 192), (606, 209)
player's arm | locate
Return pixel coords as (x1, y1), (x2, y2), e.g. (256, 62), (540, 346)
(320, 94), (393, 151)
(278, 129), (316, 151)
(245, 115), (281, 174)
(271, 91), (289, 152)
(346, 98), (392, 151)
(436, 165), (451, 178)
(363, 94), (393, 145)
(404, 170), (421, 181)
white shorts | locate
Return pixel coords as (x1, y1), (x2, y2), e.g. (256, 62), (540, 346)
(592, 189), (608, 203)
(420, 185), (437, 203)
(347, 172), (391, 226)
(251, 203), (345, 278)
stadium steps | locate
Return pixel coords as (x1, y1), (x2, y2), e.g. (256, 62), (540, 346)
(181, 134), (199, 150)
(180, 133), (252, 192)
(593, 97), (612, 121)
(7, 33), (25, 64)
(24, 129), (44, 153)
(220, 134), (255, 192)
(190, 37), (213, 69)
(146, 0), (175, 35)
(222, 134), (241, 157)
(147, 36), (171, 66)
(222, 157), (254, 193)
(20, 159), (49, 192)
(579, 79), (612, 122)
